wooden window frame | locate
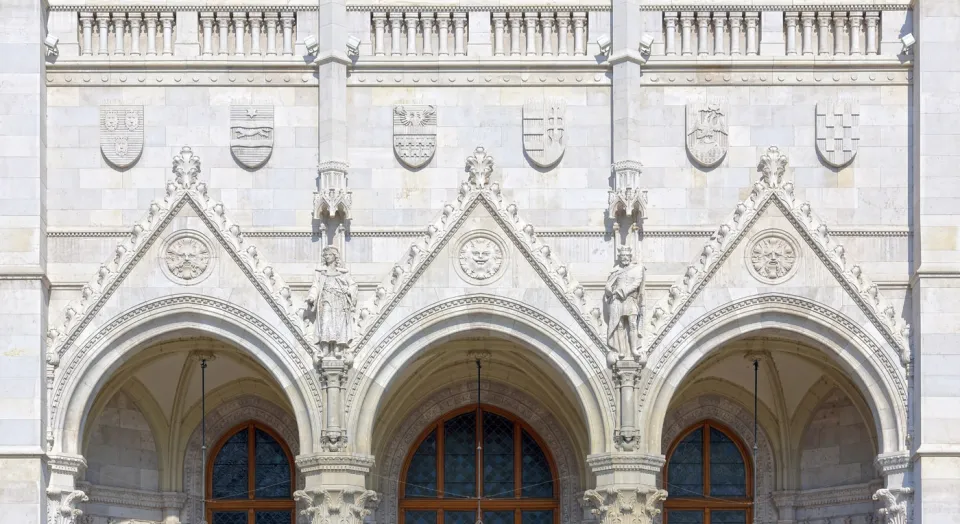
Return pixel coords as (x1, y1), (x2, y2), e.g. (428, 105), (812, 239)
(398, 405), (560, 524)
(662, 420), (753, 524)
(206, 421), (296, 524)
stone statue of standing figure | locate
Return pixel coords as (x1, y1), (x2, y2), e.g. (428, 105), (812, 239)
(603, 246), (646, 365)
(306, 246), (358, 363)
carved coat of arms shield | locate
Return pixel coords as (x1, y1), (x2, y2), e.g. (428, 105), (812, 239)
(685, 98), (728, 167)
(100, 105), (144, 169)
(523, 97), (566, 168)
(816, 101), (860, 168)
(230, 106), (274, 169)
(393, 104), (437, 168)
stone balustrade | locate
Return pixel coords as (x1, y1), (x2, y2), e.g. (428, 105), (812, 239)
(658, 6), (908, 59)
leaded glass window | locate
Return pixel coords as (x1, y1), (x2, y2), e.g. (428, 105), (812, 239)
(399, 407), (559, 524)
(207, 422), (295, 524)
(663, 422), (752, 524)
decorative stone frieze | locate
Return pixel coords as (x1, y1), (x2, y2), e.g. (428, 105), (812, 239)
(686, 97), (728, 167)
(294, 489), (380, 524)
(99, 105), (144, 169)
(642, 146), (910, 370)
(582, 488), (668, 524)
(873, 487), (913, 524)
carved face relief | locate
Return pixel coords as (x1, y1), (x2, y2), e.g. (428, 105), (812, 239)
(161, 232), (215, 284)
(747, 232), (800, 284)
(458, 236), (504, 282)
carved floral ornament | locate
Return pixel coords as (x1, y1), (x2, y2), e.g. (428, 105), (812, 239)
(456, 232), (506, 284)
(747, 230), (801, 284)
(643, 146), (911, 369)
(160, 231), (215, 284)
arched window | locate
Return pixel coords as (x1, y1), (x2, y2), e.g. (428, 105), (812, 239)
(207, 421), (295, 524)
(662, 421), (752, 524)
(400, 406), (559, 524)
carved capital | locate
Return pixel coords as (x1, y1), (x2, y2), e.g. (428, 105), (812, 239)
(873, 487), (913, 524)
(295, 488), (380, 524)
(582, 488), (667, 524)
(47, 488), (89, 524)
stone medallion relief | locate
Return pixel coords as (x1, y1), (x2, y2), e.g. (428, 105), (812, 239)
(160, 231), (216, 285)
(746, 230), (800, 284)
(456, 233), (507, 285)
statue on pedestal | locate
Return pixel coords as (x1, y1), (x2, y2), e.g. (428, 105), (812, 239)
(603, 246), (646, 364)
(306, 246), (358, 361)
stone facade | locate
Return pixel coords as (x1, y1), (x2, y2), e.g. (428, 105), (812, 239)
(1, 0), (954, 524)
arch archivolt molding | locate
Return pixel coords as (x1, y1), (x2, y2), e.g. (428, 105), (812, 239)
(640, 293), (908, 455)
(661, 395), (777, 524)
(346, 294), (616, 453)
(376, 381), (583, 524)
(181, 395), (304, 524)
(50, 294), (322, 456)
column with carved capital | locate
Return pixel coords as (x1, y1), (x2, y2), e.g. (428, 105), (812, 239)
(294, 454), (379, 524)
(319, 357), (349, 451)
(613, 360), (640, 451)
(584, 454), (667, 524)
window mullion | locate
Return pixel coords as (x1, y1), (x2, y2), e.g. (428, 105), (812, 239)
(703, 423), (711, 498)
(476, 407), (483, 501)
(514, 420), (521, 499)
(248, 424), (256, 500)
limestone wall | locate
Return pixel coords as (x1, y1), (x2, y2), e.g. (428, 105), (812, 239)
(799, 389), (876, 490)
(84, 391), (160, 491)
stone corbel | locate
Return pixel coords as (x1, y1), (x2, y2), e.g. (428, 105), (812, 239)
(873, 486), (913, 524)
(582, 487), (667, 524)
(771, 490), (799, 523)
(319, 357), (349, 452)
(294, 488), (380, 524)
(47, 454), (89, 524)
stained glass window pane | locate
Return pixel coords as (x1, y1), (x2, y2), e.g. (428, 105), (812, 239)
(213, 429), (249, 499)
(256, 511), (292, 524)
(254, 429), (291, 499)
(708, 428), (746, 497)
(212, 512), (248, 524)
(483, 511), (515, 524)
(711, 510), (747, 524)
(405, 430), (438, 498)
(667, 428), (704, 498)
(522, 510), (553, 524)
(665, 510), (703, 524)
(445, 511), (477, 524)
(404, 511), (437, 524)
(483, 412), (516, 498)
(443, 412), (477, 498)
(520, 430), (552, 498)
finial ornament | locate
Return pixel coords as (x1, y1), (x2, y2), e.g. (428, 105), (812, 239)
(173, 146), (201, 189)
(466, 146), (495, 188)
(758, 146), (788, 188)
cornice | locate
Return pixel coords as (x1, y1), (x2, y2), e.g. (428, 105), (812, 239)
(49, 4), (313, 11)
(347, 4), (610, 12)
(295, 453), (376, 475)
(586, 453), (666, 476)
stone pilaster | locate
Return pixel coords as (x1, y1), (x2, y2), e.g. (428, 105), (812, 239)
(912, 2), (960, 523)
(0, 0), (48, 522)
(295, 453), (378, 524)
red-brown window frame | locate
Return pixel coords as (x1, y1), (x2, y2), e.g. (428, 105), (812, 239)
(206, 421), (296, 524)
(398, 405), (560, 524)
(662, 420), (753, 524)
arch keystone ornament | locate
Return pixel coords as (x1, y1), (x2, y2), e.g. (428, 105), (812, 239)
(393, 103), (437, 168)
(230, 105), (274, 169)
(816, 100), (860, 168)
(523, 97), (566, 168)
(99, 105), (143, 169)
(686, 97), (728, 167)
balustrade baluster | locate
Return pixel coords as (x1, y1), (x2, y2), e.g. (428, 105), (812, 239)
(264, 12), (278, 55)
(745, 12), (758, 55)
(492, 13), (506, 56)
(216, 12), (230, 55)
(405, 13), (419, 56)
(452, 13), (466, 56)
(865, 11), (879, 55)
(389, 12), (402, 56)
(541, 13), (554, 56)
(729, 13), (742, 55)
(145, 13), (158, 56)
(129, 14), (142, 55)
(280, 12), (294, 55)
(833, 12), (847, 55)
(680, 12), (693, 56)
(713, 13), (726, 56)
(422, 13), (435, 56)
(250, 13), (262, 55)
(817, 12), (831, 56)
(784, 13), (798, 55)
(572, 12), (586, 56)
(801, 12), (814, 55)
(556, 13), (569, 56)
(233, 12), (247, 56)
(96, 12), (109, 55)
(80, 13), (94, 55)
(112, 13), (126, 55)
(437, 13), (450, 55)
(849, 12), (863, 55)
(664, 12), (678, 55)
(696, 12), (709, 56)
(524, 12), (538, 56)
